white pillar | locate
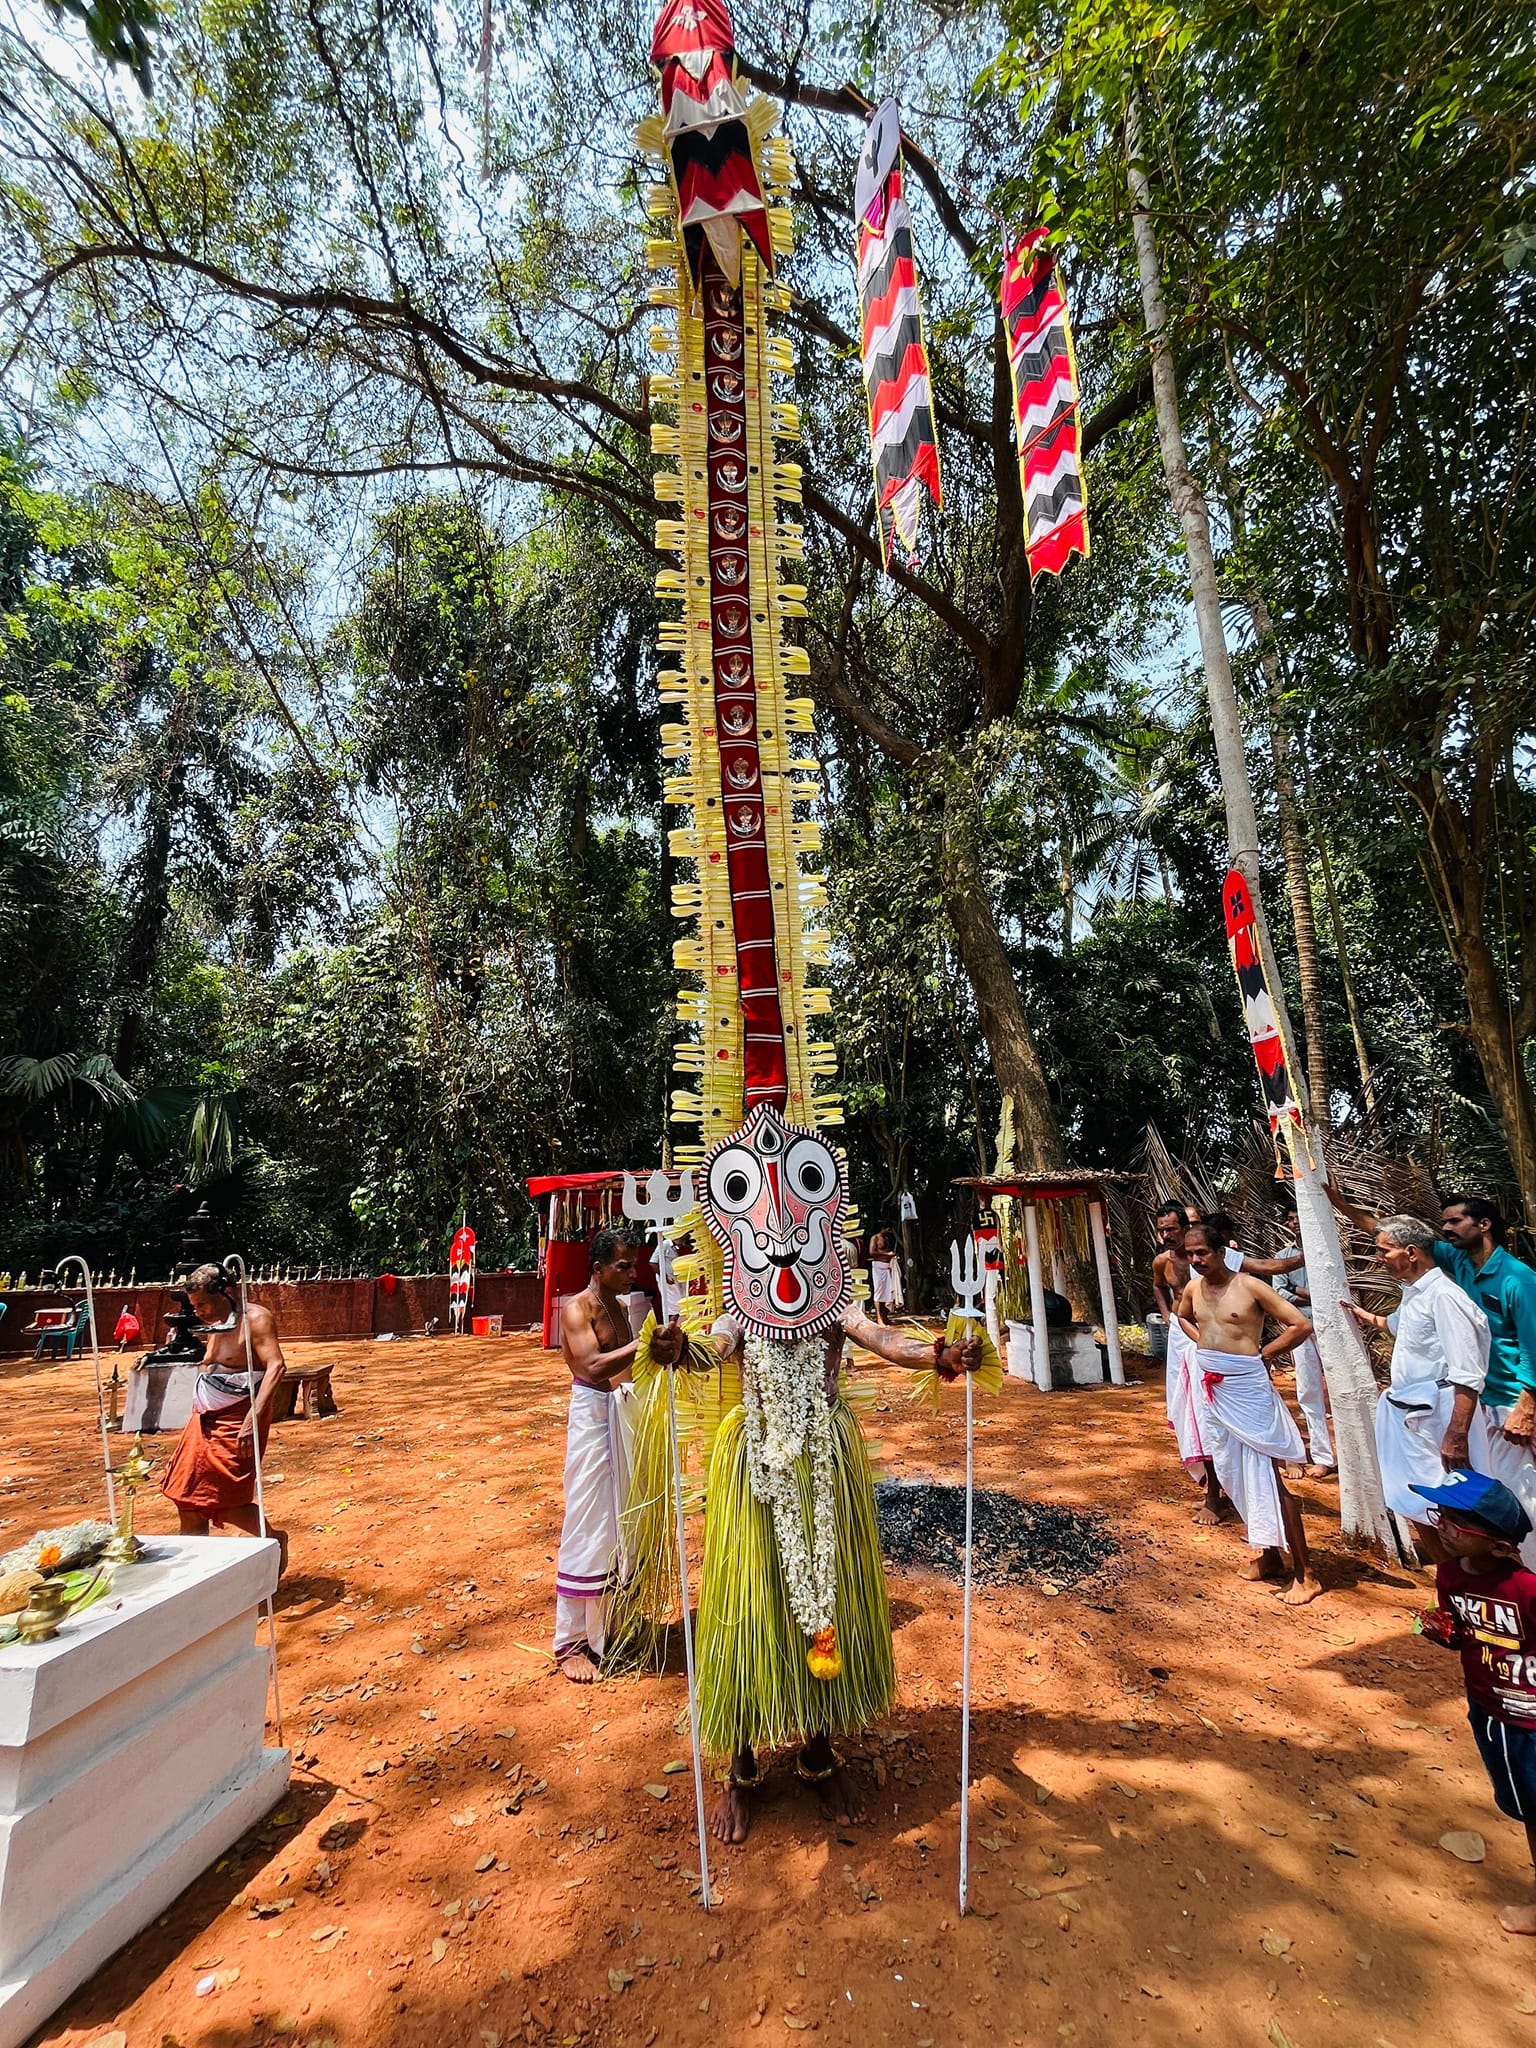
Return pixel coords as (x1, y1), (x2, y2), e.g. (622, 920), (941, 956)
(1024, 1204), (1050, 1392)
(1089, 1199), (1125, 1386)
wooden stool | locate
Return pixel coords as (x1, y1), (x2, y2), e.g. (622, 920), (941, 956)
(274, 1364), (338, 1421)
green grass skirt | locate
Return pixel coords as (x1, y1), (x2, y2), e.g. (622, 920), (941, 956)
(697, 1395), (895, 1759)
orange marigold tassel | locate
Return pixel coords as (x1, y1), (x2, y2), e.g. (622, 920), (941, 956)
(807, 1624), (841, 1681)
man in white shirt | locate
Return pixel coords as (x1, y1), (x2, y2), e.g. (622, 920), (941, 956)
(1344, 1212), (1491, 1558)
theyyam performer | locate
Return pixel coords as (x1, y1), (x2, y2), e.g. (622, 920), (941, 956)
(615, 0), (988, 1846)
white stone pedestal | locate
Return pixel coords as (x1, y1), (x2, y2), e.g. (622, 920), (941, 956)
(0, 1536), (289, 2048)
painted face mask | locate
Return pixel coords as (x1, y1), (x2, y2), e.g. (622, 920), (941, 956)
(701, 1102), (852, 1340)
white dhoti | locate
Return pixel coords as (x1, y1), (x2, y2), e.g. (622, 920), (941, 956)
(1165, 1319), (1209, 1477)
(871, 1261), (895, 1308)
(1479, 1403), (1536, 1574)
(1375, 1377), (1492, 1521)
(553, 1381), (635, 1657)
(1291, 1338), (1335, 1469)
(890, 1257), (904, 1308)
(1197, 1349), (1306, 1550)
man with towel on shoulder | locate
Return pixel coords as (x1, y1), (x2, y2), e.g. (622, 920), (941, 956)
(1155, 1202), (1307, 1524)
(552, 1229), (647, 1684)
(160, 1263), (288, 1572)
(1175, 1216), (1321, 1604)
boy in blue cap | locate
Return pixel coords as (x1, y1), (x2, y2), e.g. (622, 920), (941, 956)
(1415, 1469), (1536, 1933)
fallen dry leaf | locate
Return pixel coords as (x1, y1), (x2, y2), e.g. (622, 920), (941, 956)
(608, 1969), (634, 1994)
(663, 1759), (688, 1774)
(1056, 1892), (1083, 1914)
(1439, 1830), (1487, 1863)
(978, 1834), (1005, 1853)
(475, 1853), (496, 1873)
(1139, 1985), (1162, 1999)
(1267, 2023), (1301, 2048)
(1110, 1782), (1139, 1801)
(449, 1808), (478, 1828)
(1257, 1824), (1287, 1838)
(1329, 1841), (1358, 1858)
(1260, 1932), (1293, 1959)
(1035, 1783), (1053, 1805)
(430, 1937), (448, 1964)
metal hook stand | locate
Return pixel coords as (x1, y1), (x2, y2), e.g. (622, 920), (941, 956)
(40, 1257), (115, 1527)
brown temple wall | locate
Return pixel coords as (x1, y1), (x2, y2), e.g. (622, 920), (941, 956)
(0, 1273), (543, 1355)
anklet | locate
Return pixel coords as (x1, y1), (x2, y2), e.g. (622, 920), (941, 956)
(794, 1749), (840, 1784)
(728, 1763), (764, 1789)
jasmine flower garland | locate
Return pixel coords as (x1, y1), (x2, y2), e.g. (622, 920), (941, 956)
(740, 1331), (836, 1641)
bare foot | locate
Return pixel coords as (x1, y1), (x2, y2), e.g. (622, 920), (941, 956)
(1277, 1573), (1324, 1606)
(1192, 1504), (1223, 1526)
(709, 1781), (752, 1843)
(1497, 1901), (1536, 1935)
(1305, 1464), (1337, 1481)
(557, 1645), (599, 1684)
(1240, 1549), (1288, 1582)
(815, 1762), (863, 1826)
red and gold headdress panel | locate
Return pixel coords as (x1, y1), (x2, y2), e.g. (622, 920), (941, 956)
(638, 0), (842, 1247)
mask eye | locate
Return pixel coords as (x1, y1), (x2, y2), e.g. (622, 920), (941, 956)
(756, 1117), (783, 1155)
(784, 1136), (838, 1204)
(708, 1145), (761, 1214)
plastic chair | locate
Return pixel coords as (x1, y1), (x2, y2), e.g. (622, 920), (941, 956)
(35, 1298), (91, 1361)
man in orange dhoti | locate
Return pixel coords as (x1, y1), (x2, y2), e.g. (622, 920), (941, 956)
(160, 1263), (288, 1571)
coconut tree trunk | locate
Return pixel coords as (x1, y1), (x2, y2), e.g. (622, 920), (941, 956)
(1125, 89), (1395, 1549)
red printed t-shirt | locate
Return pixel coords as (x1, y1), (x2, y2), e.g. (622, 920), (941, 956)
(1436, 1558), (1536, 1726)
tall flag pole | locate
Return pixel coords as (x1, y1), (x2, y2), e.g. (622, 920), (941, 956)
(1222, 867), (1315, 1176)
(855, 99), (942, 570)
(1000, 228), (1089, 582)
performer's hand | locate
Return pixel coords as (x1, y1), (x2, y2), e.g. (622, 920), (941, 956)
(1501, 1391), (1536, 1448)
(236, 1415), (255, 1446)
(941, 1337), (983, 1377)
(651, 1317), (685, 1368)
(1440, 1428), (1472, 1470)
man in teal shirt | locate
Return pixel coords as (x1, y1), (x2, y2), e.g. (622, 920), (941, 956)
(1435, 1195), (1536, 1437)
(1330, 1184), (1536, 1550)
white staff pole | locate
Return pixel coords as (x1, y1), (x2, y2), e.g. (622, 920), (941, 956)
(622, 1170), (710, 1909)
(225, 1253), (285, 1752)
(960, 1358), (975, 1916)
(664, 1354), (712, 1910)
(949, 1237), (984, 1916)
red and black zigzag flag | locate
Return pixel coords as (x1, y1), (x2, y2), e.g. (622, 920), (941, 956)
(855, 99), (942, 569)
(1000, 229), (1089, 582)
(651, 0), (771, 286)
(1222, 867), (1310, 1176)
